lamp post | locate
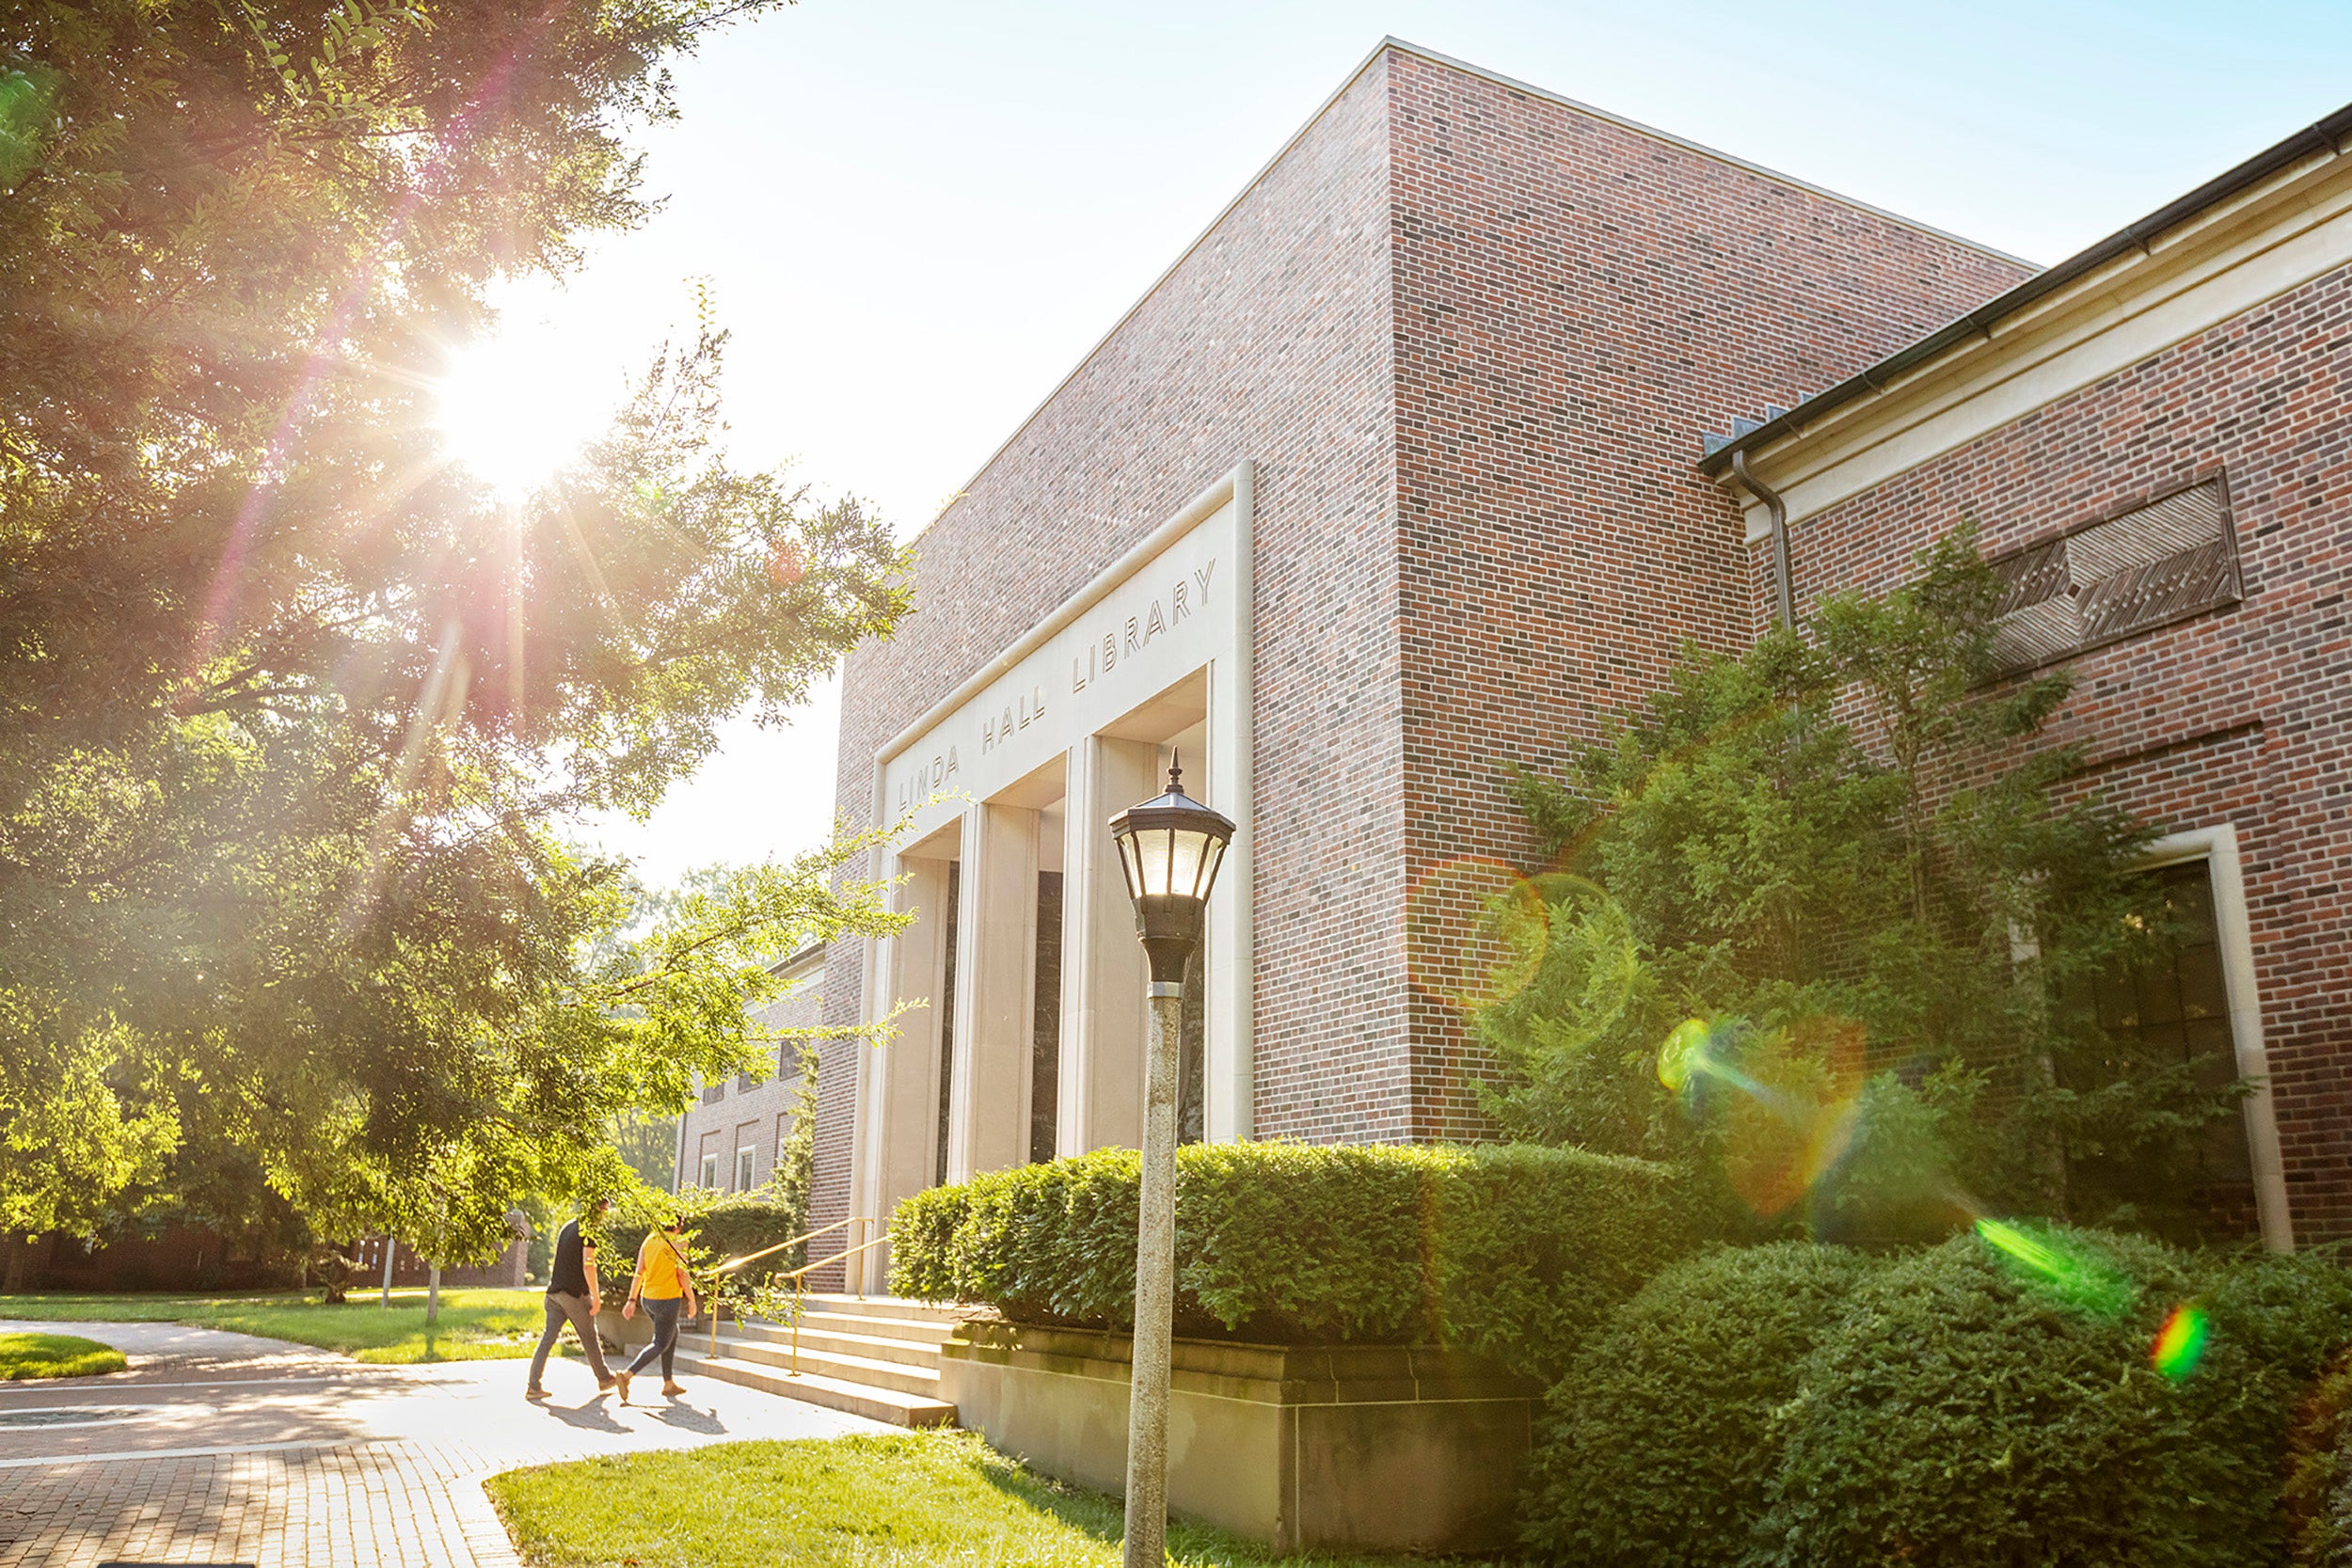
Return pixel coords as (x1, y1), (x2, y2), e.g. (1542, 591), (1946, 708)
(1108, 753), (1234, 1568)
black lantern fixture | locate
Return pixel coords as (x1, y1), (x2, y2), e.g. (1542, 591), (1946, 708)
(1107, 752), (1236, 984)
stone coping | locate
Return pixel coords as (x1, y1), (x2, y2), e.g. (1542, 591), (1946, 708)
(943, 1320), (1536, 1406)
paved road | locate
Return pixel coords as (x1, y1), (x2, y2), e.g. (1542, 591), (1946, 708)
(0, 1318), (891, 1568)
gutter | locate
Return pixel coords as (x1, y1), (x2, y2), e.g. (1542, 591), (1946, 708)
(1731, 451), (1795, 628)
(1698, 99), (2352, 481)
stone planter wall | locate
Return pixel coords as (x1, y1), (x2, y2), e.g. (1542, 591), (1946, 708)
(594, 1306), (654, 1354)
(940, 1322), (1538, 1554)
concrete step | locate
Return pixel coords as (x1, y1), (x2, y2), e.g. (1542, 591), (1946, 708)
(675, 1348), (956, 1428)
(711, 1335), (946, 1399)
(719, 1322), (946, 1369)
(798, 1293), (963, 1325)
(728, 1310), (954, 1350)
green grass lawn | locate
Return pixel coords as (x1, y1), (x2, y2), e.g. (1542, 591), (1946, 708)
(487, 1432), (1509, 1568)
(0, 1288), (553, 1364)
(0, 1331), (128, 1379)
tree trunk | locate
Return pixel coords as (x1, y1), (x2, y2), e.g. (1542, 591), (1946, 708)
(425, 1264), (441, 1325)
(380, 1234), (395, 1307)
(2, 1234), (28, 1293)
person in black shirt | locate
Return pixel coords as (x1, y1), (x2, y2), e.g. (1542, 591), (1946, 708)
(526, 1197), (617, 1400)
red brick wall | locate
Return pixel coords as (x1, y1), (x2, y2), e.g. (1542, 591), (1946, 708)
(816, 46), (2039, 1237)
(1382, 55), (2033, 1140)
(1774, 263), (2352, 1241)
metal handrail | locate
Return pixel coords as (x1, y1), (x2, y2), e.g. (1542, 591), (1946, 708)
(779, 1229), (894, 1376)
(699, 1216), (888, 1363)
(705, 1214), (870, 1279)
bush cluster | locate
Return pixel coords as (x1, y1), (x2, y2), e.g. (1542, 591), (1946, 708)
(889, 1141), (1699, 1379)
(2287, 1349), (2352, 1568)
(1523, 1228), (2352, 1568)
(596, 1190), (808, 1308)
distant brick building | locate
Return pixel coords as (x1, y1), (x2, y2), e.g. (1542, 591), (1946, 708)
(675, 943), (822, 1195)
(808, 39), (2352, 1277)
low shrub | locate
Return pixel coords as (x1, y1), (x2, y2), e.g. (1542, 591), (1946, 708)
(1520, 1242), (1880, 1567)
(598, 1190), (809, 1309)
(2286, 1348), (2352, 1568)
(1756, 1227), (2297, 1568)
(888, 1142), (1698, 1378)
(1519, 1230), (2352, 1568)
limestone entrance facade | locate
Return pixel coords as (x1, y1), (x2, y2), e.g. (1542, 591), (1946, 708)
(848, 470), (1253, 1286)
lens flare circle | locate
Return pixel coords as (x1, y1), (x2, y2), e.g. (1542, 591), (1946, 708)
(1658, 1018), (1711, 1091)
(2152, 1303), (2211, 1382)
(1404, 857), (1548, 1012)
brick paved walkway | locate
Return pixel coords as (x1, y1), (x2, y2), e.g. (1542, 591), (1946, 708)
(0, 1319), (890, 1568)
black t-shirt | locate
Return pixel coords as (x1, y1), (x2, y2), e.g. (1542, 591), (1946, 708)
(548, 1218), (592, 1297)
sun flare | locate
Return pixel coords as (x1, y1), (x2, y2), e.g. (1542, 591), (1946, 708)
(431, 329), (605, 500)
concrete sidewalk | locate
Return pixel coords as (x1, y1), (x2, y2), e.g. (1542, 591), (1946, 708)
(0, 1317), (892, 1567)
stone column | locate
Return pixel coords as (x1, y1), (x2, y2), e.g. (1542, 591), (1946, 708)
(946, 803), (1039, 1180)
(855, 852), (955, 1291)
(1058, 736), (1158, 1154)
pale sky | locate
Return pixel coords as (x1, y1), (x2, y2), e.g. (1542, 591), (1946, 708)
(489, 0), (2352, 891)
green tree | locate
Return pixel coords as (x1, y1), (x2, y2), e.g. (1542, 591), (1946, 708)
(0, 0), (912, 1259)
(1483, 527), (2241, 1240)
(610, 1110), (681, 1194)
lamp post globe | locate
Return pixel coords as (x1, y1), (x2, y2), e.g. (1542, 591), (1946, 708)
(1107, 752), (1232, 1568)
(1108, 752), (1236, 976)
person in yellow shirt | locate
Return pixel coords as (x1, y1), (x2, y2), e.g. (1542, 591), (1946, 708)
(616, 1212), (698, 1403)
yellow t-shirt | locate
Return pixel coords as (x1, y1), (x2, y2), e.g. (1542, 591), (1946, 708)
(637, 1232), (691, 1300)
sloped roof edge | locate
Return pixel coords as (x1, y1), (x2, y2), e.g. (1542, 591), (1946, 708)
(1698, 99), (2352, 481)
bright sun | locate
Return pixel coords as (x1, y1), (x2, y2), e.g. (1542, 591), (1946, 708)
(431, 327), (606, 500)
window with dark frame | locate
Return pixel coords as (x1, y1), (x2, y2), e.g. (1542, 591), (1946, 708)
(2059, 858), (2257, 1239)
(1028, 870), (1064, 1164)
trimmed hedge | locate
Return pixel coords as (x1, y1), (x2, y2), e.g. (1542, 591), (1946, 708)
(597, 1192), (807, 1308)
(889, 1141), (1698, 1379)
(1519, 1227), (2352, 1568)
(1523, 1242), (1879, 1567)
(2287, 1350), (2352, 1568)
(1757, 1228), (2282, 1568)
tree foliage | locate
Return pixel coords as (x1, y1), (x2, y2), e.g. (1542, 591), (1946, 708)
(0, 0), (912, 1259)
(1482, 526), (2243, 1239)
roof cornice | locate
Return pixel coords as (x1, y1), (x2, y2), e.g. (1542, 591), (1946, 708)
(1699, 100), (2352, 483)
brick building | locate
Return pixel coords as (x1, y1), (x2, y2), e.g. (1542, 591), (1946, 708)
(810, 39), (2352, 1281)
(674, 943), (823, 1195)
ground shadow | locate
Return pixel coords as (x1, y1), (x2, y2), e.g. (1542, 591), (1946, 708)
(640, 1402), (726, 1435)
(974, 1455), (1126, 1544)
(536, 1398), (628, 1434)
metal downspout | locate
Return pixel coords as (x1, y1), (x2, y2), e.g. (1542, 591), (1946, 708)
(1731, 449), (1796, 629)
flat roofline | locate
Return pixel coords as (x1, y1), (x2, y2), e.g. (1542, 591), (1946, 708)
(1699, 100), (2352, 481)
(768, 941), (825, 977)
(914, 36), (2024, 542)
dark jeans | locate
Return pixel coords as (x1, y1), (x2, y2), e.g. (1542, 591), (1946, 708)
(626, 1295), (683, 1380)
(529, 1291), (612, 1387)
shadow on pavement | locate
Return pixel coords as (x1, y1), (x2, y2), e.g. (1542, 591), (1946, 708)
(643, 1402), (726, 1435)
(537, 1399), (628, 1434)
